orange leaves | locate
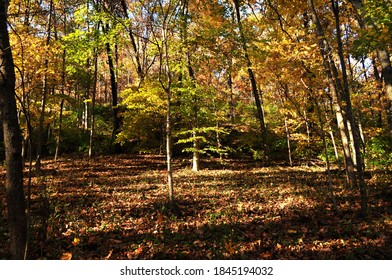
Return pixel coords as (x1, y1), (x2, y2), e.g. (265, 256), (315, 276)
(134, 245), (145, 256)
(126, 245), (146, 259)
(260, 252), (272, 259)
(157, 211), (164, 225)
(60, 252), (72, 260)
(224, 239), (236, 255)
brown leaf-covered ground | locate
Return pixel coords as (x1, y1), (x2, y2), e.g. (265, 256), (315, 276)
(1, 154), (391, 259)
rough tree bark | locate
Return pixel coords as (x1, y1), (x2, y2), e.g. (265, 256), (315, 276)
(0, 0), (27, 259)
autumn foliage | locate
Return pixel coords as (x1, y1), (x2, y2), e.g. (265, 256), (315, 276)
(0, 0), (391, 259)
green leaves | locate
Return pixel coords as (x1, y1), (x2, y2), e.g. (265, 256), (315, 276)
(175, 126), (231, 157)
(353, 0), (392, 57)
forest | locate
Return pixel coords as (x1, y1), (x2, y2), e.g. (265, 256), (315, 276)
(0, 0), (391, 260)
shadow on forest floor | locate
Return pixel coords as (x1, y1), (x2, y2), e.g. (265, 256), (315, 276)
(1, 154), (391, 259)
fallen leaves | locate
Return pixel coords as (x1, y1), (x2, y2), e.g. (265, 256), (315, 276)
(134, 245), (145, 256)
(157, 211), (164, 224)
(60, 252), (72, 260)
(224, 240), (235, 255)
(1, 155), (390, 260)
(260, 252), (272, 259)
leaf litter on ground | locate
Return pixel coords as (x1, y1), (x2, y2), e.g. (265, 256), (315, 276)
(0, 154), (391, 259)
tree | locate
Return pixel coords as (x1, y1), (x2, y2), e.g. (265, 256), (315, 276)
(232, 0), (268, 161)
(306, 0), (356, 187)
(330, 0), (366, 215)
(103, 23), (122, 153)
(0, 0), (27, 259)
(180, 0), (200, 171)
(149, 0), (182, 201)
(350, 0), (392, 132)
(35, 0), (55, 171)
(307, 0), (367, 215)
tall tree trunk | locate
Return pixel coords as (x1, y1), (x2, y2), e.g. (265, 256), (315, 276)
(215, 110), (223, 161)
(55, 33), (67, 162)
(89, 49), (98, 158)
(192, 130), (200, 171)
(227, 59), (235, 123)
(0, 1), (27, 259)
(347, 120), (357, 166)
(36, 0), (54, 171)
(54, 98), (64, 162)
(324, 101), (342, 170)
(307, 0), (357, 189)
(156, 10), (175, 201)
(283, 111), (292, 167)
(233, 0), (268, 160)
(83, 89), (89, 132)
(104, 25), (121, 153)
(188, 58), (200, 172)
(377, 49), (392, 132)
(331, 0), (367, 215)
(166, 87), (174, 201)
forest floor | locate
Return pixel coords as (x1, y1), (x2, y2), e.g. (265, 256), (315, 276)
(1, 154), (391, 260)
